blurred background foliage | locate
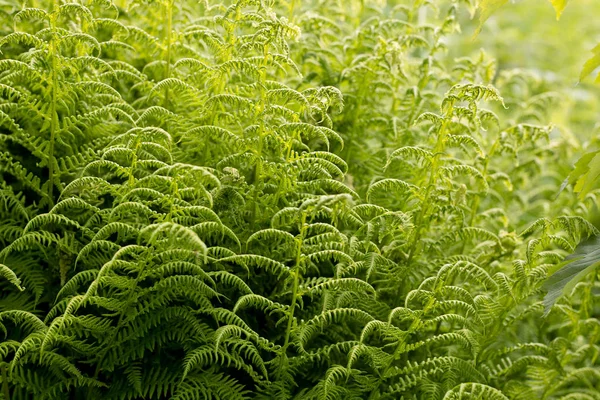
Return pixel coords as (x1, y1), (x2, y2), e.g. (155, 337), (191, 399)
(451, 0), (600, 149)
(457, 0), (600, 307)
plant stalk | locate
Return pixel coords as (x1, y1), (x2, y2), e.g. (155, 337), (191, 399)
(1, 365), (9, 400)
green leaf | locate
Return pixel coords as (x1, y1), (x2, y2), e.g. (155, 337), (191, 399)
(579, 44), (600, 83)
(543, 235), (600, 315)
(563, 149), (600, 199)
(548, 0), (568, 20)
(575, 152), (600, 196)
(474, 0), (509, 36)
(0, 264), (24, 291)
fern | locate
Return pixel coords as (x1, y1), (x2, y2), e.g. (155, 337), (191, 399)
(0, 0), (598, 399)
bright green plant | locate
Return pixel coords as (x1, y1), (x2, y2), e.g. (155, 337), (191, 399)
(475, 0), (600, 313)
(0, 0), (598, 399)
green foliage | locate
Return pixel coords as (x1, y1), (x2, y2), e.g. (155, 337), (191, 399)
(549, 0), (570, 19)
(475, 0), (600, 325)
(543, 235), (600, 313)
(476, 0), (570, 26)
(0, 0), (597, 399)
(475, 0), (508, 35)
(563, 149), (600, 199)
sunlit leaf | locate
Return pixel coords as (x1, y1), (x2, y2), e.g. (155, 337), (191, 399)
(543, 235), (600, 315)
(579, 43), (600, 83)
(548, 0), (569, 20)
(562, 149), (600, 199)
(474, 0), (508, 36)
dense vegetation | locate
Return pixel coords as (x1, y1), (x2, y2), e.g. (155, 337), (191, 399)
(0, 0), (598, 399)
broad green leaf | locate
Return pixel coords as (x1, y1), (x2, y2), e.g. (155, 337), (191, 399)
(562, 149), (600, 199)
(574, 151), (600, 196)
(474, 0), (509, 36)
(543, 235), (600, 315)
(548, 0), (568, 20)
(579, 44), (600, 83)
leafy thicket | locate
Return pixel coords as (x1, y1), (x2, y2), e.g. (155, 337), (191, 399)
(475, 0), (600, 316)
(0, 0), (598, 399)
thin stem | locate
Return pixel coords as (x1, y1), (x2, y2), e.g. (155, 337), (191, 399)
(46, 13), (59, 208)
(281, 212), (307, 356)
(249, 44), (270, 229)
(461, 137), (498, 253)
(406, 119), (449, 264)
(288, 0), (296, 20)
(163, 0), (173, 107)
(87, 257), (148, 396)
(1, 365), (9, 400)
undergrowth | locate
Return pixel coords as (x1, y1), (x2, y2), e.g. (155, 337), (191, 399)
(0, 0), (598, 399)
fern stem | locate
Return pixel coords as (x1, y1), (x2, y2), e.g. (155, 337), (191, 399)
(281, 212), (307, 357)
(1, 365), (9, 400)
(369, 327), (413, 399)
(46, 16), (60, 208)
(289, 0), (296, 20)
(88, 257), (148, 396)
(249, 44), (270, 229)
(468, 140), (495, 227)
(342, 66), (371, 165)
(163, 0), (173, 107)
(406, 119), (449, 264)
(461, 137), (497, 253)
(581, 270), (596, 319)
(282, 267), (300, 350)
